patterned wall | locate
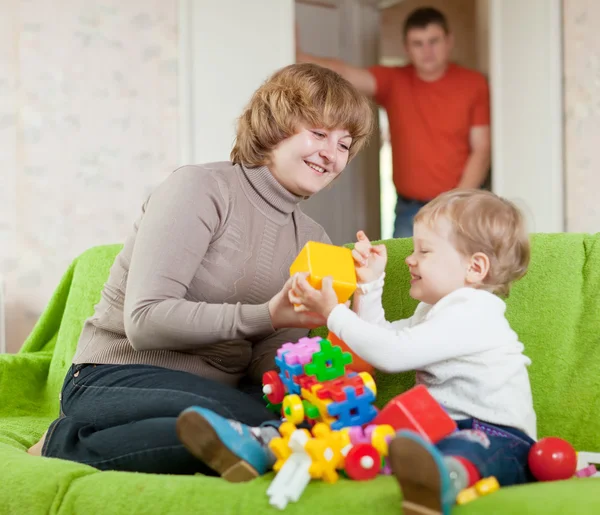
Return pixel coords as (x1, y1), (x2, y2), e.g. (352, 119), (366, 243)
(0, 0), (597, 352)
(563, 0), (600, 232)
(0, 0), (178, 351)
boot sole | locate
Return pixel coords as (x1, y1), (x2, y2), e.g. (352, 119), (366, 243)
(389, 436), (443, 515)
(176, 410), (259, 483)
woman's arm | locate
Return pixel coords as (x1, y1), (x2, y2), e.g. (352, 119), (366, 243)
(124, 167), (273, 351)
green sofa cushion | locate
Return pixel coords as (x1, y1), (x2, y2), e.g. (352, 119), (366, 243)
(1, 234), (598, 514)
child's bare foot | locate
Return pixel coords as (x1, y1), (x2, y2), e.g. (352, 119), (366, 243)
(27, 430), (47, 456)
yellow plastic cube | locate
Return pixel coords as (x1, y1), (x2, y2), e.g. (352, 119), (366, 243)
(289, 241), (357, 303)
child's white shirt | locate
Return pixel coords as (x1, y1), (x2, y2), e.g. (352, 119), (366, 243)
(327, 276), (537, 440)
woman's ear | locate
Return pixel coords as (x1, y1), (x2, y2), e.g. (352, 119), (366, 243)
(466, 252), (490, 286)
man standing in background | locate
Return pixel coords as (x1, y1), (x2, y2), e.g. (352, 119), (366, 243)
(297, 7), (491, 237)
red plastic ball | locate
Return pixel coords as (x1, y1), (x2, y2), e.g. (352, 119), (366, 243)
(528, 437), (577, 481)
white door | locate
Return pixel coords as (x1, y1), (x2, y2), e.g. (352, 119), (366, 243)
(179, 0), (295, 164)
(180, 0), (381, 245)
(489, 0), (564, 232)
(296, 0), (381, 244)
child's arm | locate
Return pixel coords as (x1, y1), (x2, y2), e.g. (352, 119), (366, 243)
(289, 275), (493, 373)
(352, 274), (414, 331)
(327, 296), (493, 373)
(349, 231), (414, 331)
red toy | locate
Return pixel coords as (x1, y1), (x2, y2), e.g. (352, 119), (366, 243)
(528, 437), (577, 481)
(344, 443), (381, 480)
(372, 385), (457, 443)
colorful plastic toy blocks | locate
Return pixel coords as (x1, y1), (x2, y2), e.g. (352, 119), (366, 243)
(304, 339), (352, 382)
(327, 331), (374, 374)
(289, 241), (357, 303)
(270, 336), (322, 396)
(267, 422), (353, 509)
(327, 385), (378, 430)
(263, 336), (379, 431)
(372, 384), (457, 443)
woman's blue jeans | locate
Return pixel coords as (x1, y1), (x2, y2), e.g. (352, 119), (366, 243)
(42, 363), (279, 474)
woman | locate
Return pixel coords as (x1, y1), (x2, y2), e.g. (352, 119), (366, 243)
(29, 63), (373, 480)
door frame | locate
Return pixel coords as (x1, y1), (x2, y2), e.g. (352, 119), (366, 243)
(489, 0), (564, 232)
(378, 0), (565, 233)
(179, 0), (565, 234)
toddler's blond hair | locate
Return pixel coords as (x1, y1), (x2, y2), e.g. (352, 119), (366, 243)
(414, 189), (530, 296)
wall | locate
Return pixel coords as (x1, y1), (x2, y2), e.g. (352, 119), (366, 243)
(380, 0), (478, 70)
(563, 0), (600, 232)
(0, 0), (178, 352)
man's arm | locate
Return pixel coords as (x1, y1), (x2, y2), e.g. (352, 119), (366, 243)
(296, 50), (377, 98)
(457, 126), (491, 189)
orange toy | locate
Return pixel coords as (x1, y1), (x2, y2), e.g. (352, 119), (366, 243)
(290, 241), (357, 304)
(327, 331), (374, 374)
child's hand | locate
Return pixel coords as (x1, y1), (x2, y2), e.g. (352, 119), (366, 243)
(351, 230), (387, 284)
(288, 273), (340, 319)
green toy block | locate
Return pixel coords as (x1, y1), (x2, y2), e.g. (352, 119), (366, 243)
(263, 394), (282, 415)
(302, 400), (320, 420)
(304, 339), (352, 382)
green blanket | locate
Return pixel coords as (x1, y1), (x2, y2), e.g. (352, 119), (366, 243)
(1, 235), (599, 514)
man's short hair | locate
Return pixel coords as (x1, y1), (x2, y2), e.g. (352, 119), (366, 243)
(403, 7), (449, 39)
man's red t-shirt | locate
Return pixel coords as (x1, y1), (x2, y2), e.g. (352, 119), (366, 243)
(369, 63), (490, 202)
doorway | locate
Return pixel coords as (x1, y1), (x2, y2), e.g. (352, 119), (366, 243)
(377, 0), (490, 238)
(377, 0), (564, 236)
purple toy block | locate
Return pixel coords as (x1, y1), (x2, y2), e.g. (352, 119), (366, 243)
(277, 336), (322, 366)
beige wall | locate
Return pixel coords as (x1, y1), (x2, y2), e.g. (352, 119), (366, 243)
(380, 0), (479, 71)
(563, 0), (600, 232)
(0, 0), (178, 352)
(1, 0), (597, 352)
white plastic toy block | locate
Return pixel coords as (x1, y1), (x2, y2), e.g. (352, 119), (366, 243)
(267, 430), (312, 510)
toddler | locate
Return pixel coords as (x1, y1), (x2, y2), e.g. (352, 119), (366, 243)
(289, 189), (537, 514)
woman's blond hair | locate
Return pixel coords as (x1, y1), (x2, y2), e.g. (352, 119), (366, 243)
(231, 63), (374, 166)
(415, 189), (530, 296)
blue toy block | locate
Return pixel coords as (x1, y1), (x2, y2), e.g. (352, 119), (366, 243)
(327, 385), (377, 430)
(275, 352), (304, 395)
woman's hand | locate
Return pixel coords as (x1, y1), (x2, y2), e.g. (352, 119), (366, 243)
(288, 273), (340, 319)
(268, 277), (327, 329)
(351, 230), (387, 284)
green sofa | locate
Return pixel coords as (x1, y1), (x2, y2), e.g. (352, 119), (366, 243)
(1, 235), (599, 514)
